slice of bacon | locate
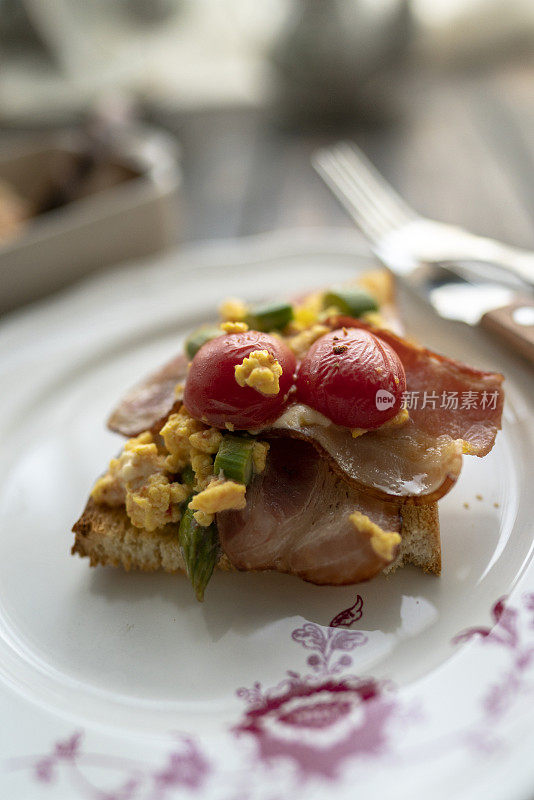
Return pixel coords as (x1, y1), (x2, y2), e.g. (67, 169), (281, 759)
(217, 438), (401, 585)
(107, 354), (187, 438)
(268, 412), (463, 504)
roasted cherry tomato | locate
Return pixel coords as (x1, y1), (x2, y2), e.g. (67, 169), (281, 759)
(296, 328), (406, 429)
(184, 331), (296, 430)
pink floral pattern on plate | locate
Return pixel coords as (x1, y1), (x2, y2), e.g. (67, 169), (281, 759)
(6, 732), (209, 800)
(453, 594), (534, 724)
(233, 616), (401, 779)
(5, 593), (534, 798)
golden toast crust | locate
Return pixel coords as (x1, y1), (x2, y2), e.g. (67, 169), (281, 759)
(72, 498), (441, 577)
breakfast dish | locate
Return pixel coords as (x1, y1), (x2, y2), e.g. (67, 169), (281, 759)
(72, 268), (504, 600)
(1, 234), (532, 800)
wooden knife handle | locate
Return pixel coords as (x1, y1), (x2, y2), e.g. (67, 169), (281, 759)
(481, 299), (534, 364)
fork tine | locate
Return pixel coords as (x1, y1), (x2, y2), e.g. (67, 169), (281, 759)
(333, 143), (415, 230)
(313, 151), (391, 242)
(313, 143), (417, 242)
(336, 143), (416, 224)
(314, 143), (534, 294)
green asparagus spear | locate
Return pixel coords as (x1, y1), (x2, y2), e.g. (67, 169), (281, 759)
(184, 327), (222, 359)
(322, 287), (378, 317)
(214, 435), (255, 484)
(246, 301), (294, 332)
(178, 506), (219, 602)
(181, 463), (195, 486)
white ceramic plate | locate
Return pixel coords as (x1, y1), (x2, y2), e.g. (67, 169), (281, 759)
(1, 230), (533, 800)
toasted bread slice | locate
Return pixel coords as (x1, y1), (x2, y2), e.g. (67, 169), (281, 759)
(72, 498), (441, 578)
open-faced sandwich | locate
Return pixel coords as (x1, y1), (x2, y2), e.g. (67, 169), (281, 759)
(72, 269), (504, 600)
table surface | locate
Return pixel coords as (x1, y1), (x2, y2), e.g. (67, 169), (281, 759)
(154, 57), (534, 253)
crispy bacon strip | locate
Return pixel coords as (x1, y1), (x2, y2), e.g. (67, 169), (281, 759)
(267, 416), (463, 504)
(107, 354), (187, 438)
(217, 438), (401, 585)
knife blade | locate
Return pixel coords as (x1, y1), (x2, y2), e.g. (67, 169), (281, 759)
(374, 241), (534, 364)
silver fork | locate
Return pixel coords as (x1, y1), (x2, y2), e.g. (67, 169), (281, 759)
(312, 142), (534, 292)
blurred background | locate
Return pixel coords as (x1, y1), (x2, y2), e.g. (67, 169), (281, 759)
(2, 0), (534, 311)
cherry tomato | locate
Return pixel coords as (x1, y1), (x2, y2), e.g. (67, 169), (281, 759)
(296, 328), (406, 429)
(184, 331), (296, 429)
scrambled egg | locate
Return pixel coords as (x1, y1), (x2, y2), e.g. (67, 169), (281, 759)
(235, 350), (282, 396)
(91, 432), (165, 506)
(380, 406), (409, 430)
(361, 310), (387, 329)
(349, 511), (401, 562)
(189, 444), (269, 525)
(119, 436), (166, 490)
(91, 458), (126, 506)
(287, 324), (330, 359)
(189, 428), (223, 454)
(290, 291), (323, 331)
(190, 451), (213, 490)
(252, 441), (269, 474)
(192, 510), (215, 527)
(92, 432), (189, 531)
(160, 406), (204, 473)
(126, 474), (189, 531)
(219, 297), (248, 321)
(93, 389), (273, 531)
(286, 275), (389, 342)
(189, 478), (246, 515)
(161, 407), (226, 490)
(356, 269), (392, 306)
(220, 321), (249, 334)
